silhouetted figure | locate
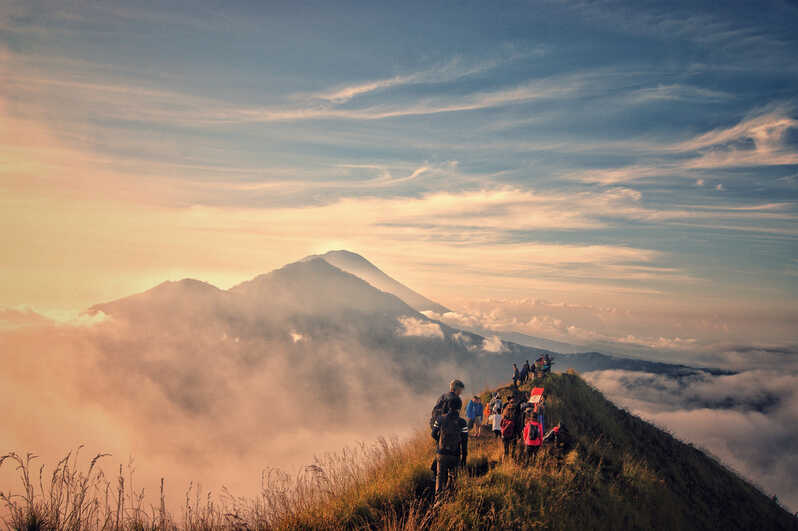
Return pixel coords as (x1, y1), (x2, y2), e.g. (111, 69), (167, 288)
(430, 379), (465, 428)
(543, 422), (572, 453)
(431, 396), (468, 498)
(500, 398), (523, 461)
(520, 360), (530, 383)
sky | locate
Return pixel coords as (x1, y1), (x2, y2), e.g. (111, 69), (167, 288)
(2, 0), (798, 358)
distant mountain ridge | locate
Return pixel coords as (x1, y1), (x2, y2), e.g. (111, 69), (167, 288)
(558, 351), (737, 377)
(91, 251), (732, 390)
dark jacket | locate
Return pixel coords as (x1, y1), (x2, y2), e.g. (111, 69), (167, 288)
(501, 403), (524, 438)
(430, 391), (458, 427)
(432, 412), (469, 461)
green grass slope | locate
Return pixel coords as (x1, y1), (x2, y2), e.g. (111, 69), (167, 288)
(280, 372), (794, 530)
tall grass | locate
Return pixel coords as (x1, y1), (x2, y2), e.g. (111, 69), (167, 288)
(2, 373), (794, 530)
(1, 435), (440, 530)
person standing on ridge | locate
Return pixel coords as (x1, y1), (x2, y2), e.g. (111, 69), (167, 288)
(521, 360), (530, 383)
(512, 363), (520, 388)
(523, 411), (543, 464)
(500, 397), (523, 461)
(489, 393), (503, 439)
(431, 396), (468, 499)
(466, 395), (483, 437)
(430, 379), (465, 429)
(429, 379), (465, 480)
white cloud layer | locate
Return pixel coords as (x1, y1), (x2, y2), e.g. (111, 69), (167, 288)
(584, 369), (798, 511)
(396, 316), (444, 338)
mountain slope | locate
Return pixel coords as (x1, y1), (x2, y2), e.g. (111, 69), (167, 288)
(87, 256), (537, 409)
(274, 372), (794, 530)
(309, 250), (450, 313)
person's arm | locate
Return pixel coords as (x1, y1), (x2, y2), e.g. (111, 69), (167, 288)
(431, 418), (440, 441)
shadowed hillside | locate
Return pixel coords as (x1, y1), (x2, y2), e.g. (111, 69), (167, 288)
(261, 372), (795, 530)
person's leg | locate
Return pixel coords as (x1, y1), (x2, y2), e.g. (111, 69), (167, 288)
(436, 455), (457, 497)
(435, 456), (450, 496)
(502, 437), (510, 457)
(448, 456), (458, 488)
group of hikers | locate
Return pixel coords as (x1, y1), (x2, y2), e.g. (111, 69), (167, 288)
(428, 357), (569, 499)
(512, 354), (553, 388)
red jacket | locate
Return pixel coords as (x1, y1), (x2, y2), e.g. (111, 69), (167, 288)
(523, 420), (543, 447)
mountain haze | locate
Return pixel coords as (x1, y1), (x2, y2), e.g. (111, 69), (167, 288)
(4, 250), (793, 527)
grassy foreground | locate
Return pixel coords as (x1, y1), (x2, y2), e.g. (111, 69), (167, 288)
(2, 372), (795, 530)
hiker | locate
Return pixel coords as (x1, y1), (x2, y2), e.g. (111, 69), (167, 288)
(431, 396), (469, 498)
(535, 396), (545, 435)
(466, 395), (483, 437)
(512, 363), (520, 388)
(489, 393), (503, 438)
(520, 360), (530, 383)
(429, 379), (465, 478)
(534, 356), (544, 379)
(491, 410), (502, 438)
(542, 354), (552, 376)
(523, 411), (543, 464)
(430, 379), (465, 428)
(489, 393), (503, 416)
(500, 398), (523, 461)
(543, 422), (571, 452)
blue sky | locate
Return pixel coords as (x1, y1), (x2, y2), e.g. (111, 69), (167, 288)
(1, 0), (797, 356)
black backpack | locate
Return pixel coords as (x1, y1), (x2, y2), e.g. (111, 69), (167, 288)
(526, 422), (540, 442)
(438, 414), (462, 455)
(430, 393), (453, 428)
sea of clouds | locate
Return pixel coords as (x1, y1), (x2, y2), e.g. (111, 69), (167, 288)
(583, 350), (798, 511)
(0, 307), (446, 510)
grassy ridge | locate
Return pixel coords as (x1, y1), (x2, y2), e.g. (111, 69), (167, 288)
(2, 373), (794, 529)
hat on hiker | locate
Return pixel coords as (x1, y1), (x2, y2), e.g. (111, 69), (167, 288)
(450, 379), (465, 390)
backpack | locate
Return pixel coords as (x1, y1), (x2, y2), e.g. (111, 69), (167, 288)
(500, 416), (515, 439)
(525, 422), (540, 445)
(430, 393), (452, 428)
(438, 414), (462, 455)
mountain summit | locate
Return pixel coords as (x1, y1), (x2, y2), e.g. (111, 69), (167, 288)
(306, 250), (450, 314)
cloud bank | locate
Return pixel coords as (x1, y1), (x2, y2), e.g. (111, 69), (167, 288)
(584, 368), (798, 511)
(0, 308), (446, 510)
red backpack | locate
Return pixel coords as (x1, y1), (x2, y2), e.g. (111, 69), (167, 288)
(524, 421), (542, 446)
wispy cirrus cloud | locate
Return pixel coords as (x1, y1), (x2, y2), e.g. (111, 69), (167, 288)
(312, 51), (539, 103)
(5, 54), (595, 126)
(573, 105), (798, 184)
